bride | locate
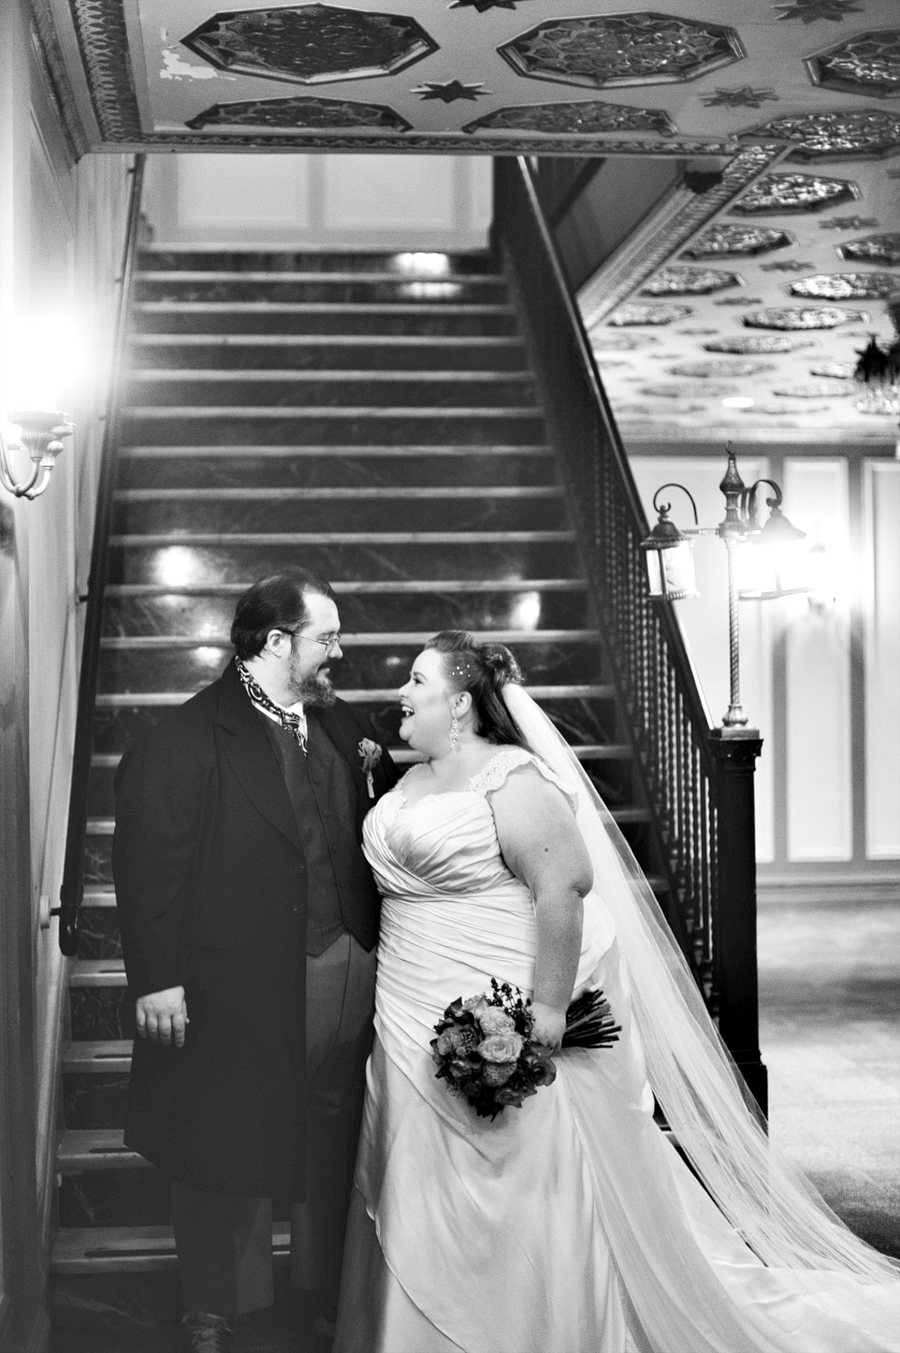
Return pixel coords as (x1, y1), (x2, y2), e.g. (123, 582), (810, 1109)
(334, 631), (899, 1353)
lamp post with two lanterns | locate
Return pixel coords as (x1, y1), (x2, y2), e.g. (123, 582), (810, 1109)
(638, 446), (810, 1115)
(640, 445), (809, 735)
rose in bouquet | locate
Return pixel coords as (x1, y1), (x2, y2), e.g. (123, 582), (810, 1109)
(431, 979), (620, 1120)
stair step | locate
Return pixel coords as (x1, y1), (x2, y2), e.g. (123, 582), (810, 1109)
(114, 486), (562, 502)
(131, 334), (523, 347)
(103, 578), (585, 596)
(57, 1129), (149, 1171)
(86, 783), (644, 844)
(135, 270), (503, 284)
(123, 406), (543, 419)
(89, 745), (629, 778)
(64, 1041), (132, 1072)
(52, 1224), (291, 1274)
(82, 886), (118, 904)
(99, 629), (599, 651)
(137, 246), (492, 267)
(110, 531), (573, 547)
(129, 369), (534, 384)
(119, 444), (552, 458)
(94, 683), (616, 709)
(70, 959), (125, 984)
(133, 302), (514, 315)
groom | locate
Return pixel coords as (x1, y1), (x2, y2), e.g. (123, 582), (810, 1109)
(113, 569), (397, 1351)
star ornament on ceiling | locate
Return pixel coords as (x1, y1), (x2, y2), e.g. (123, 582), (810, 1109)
(412, 80), (490, 103)
(701, 86), (778, 109)
(773, 0), (864, 22)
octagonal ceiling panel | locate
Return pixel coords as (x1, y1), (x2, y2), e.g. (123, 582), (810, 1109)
(641, 266), (742, 295)
(805, 28), (900, 100)
(729, 173), (859, 214)
(498, 12), (743, 91)
(186, 92), (414, 130)
(182, 5), (438, 85)
(744, 109), (900, 160)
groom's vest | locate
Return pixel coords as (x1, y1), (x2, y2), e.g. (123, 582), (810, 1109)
(260, 714), (381, 954)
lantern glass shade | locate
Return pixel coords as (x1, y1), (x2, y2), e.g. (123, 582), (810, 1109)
(644, 539), (699, 602)
(737, 537), (811, 601)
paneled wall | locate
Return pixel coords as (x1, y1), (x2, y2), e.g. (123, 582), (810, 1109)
(144, 152), (493, 249)
(0, 1), (131, 1341)
(864, 461), (900, 861)
(629, 448), (900, 892)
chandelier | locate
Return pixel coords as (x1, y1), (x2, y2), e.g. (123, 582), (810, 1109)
(853, 295), (900, 416)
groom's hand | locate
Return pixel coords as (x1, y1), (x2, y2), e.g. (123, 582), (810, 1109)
(135, 986), (189, 1047)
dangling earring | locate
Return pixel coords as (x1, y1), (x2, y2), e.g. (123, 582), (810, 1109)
(449, 715), (460, 752)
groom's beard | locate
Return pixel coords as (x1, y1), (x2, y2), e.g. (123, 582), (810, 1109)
(296, 669), (337, 708)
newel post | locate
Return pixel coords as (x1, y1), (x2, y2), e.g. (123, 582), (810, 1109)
(708, 726), (768, 1119)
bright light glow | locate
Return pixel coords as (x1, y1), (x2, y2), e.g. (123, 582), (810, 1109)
(9, 314), (84, 411)
(806, 540), (838, 613)
(737, 538), (810, 600)
(400, 281), (462, 301)
(195, 646), (226, 667)
(509, 590), (541, 630)
(153, 546), (208, 588)
(721, 397), (754, 409)
(391, 252), (452, 277)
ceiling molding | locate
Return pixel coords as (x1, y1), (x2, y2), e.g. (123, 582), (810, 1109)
(578, 143), (790, 330)
(30, 0), (90, 159)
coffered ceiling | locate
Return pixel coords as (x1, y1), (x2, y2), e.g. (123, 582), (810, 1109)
(33, 0), (900, 444)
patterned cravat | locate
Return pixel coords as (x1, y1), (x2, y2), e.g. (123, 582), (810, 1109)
(235, 657), (307, 753)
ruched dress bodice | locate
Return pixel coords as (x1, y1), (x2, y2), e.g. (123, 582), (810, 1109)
(363, 748), (615, 1080)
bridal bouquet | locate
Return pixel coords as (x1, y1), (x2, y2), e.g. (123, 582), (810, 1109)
(431, 979), (621, 1120)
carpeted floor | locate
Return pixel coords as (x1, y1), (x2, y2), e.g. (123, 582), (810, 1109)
(758, 892), (900, 1260)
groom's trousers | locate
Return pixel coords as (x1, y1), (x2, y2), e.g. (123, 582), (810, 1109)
(171, 930), (376, 1318)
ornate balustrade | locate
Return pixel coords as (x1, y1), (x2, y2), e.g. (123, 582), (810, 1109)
(494, 157), (765, 1111)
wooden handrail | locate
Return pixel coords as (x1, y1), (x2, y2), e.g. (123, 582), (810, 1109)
(54, 154), (145, 956)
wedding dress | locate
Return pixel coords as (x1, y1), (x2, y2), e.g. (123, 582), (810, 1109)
(334, 712), (898, 1352)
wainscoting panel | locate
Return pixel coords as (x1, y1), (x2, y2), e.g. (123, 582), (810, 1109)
(783, 459), (852, 863)
(174, 152), (311, 231)
(323, 154), (455, 231)
(864, 461), (900, 860)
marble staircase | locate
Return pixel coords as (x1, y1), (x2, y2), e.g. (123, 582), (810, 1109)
(50, 247), (662, 1335)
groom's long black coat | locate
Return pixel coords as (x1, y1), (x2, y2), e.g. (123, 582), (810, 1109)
(112, 661), (397, 1198)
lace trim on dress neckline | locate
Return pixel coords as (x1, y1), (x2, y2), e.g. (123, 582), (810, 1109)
(385, 746), (538, 817)
(467, 746), (534, 796)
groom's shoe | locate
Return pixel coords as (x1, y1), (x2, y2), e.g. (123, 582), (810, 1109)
(180, 1311), (234, 1352)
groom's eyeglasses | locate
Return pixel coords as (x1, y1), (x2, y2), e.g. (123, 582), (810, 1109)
(283, 628), (342, 652)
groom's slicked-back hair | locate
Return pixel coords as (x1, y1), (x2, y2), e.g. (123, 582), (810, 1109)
(231, 569), (336, 660)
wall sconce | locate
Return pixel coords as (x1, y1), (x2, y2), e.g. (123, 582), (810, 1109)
(0, 410), (74, 501)
(640, 447), (809, 731)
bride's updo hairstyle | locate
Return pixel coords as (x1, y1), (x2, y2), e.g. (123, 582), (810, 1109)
(424, 631), (528, 748)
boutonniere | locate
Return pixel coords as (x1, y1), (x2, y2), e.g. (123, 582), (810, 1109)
(358, 738), (382, 799)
